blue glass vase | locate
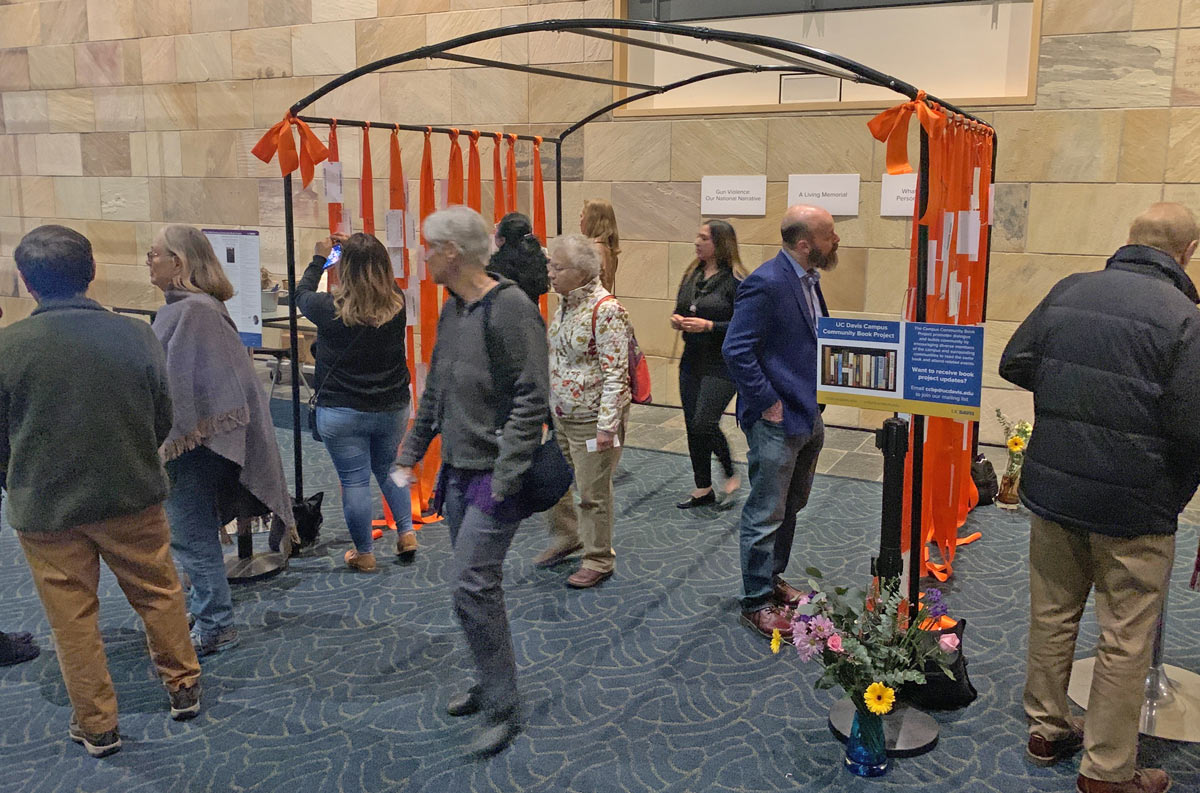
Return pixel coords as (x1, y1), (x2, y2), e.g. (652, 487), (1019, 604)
(844, 708), (889, 777)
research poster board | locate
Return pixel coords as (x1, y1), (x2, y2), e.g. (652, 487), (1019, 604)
(815, 317), (982, 420)
(203, 228), (262, 347)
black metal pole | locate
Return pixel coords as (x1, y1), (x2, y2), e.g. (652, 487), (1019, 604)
(909, 127), (930, 612)
(876, 417), (908, 580)
(283, 173), (303, 500)
(973, 133), (998, 459)
(554, 139), (563, 236)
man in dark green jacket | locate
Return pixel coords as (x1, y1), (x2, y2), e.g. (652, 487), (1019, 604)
(0, 225), (202, 759)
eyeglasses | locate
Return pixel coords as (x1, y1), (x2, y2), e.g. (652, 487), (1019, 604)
(146, 250), (175, 261)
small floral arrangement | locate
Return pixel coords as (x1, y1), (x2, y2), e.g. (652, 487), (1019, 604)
(995, 409), (1033, 478)
(772, 568), (956, 717)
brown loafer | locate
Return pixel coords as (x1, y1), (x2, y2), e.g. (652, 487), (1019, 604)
(533, 542), (582, 569)
(772, 578), (807, 607)
(344, 550), (377, 572)
(1077, 769), (1171, 793)
(740, 605), (794, 639)
(1027, 717), (1084, 766)
(396, 530), (418, 563)
(566, 568), (612, 588)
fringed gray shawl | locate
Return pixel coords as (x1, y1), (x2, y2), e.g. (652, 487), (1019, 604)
(154, 291), (295, 530)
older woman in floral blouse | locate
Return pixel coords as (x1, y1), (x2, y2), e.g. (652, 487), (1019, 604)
(536, 234), (632, 588)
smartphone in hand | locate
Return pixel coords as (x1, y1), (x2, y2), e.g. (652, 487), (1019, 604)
(323, 244), (342, 270)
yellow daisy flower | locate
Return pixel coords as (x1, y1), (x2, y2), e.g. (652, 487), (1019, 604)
(864, 682), (895, 715)
(770, 629), (782, 654)
(1007, 436), (1025, 453)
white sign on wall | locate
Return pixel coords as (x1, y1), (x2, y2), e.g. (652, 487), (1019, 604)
(880, 172), (919, 217)
(787, 173), (860, 216)
(202, 229), (262, 347)
(700, 175), (767, 216)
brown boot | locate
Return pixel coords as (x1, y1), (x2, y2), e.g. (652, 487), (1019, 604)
(396, 531), (418, 563)
(1026, 717), (1084, 766)
(740, 605), (794, 639)
(1077, 769), (1172, 793)
(344, 549), (377, 572)
(566, 567), (612, 589)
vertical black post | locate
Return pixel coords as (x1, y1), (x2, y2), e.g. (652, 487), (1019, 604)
(972, 132), (998, 459)
(554, 139), (563, 236)
(283, 174), (304, 500)
(909, 126), (930, 612)
(875, 417), (908, 579)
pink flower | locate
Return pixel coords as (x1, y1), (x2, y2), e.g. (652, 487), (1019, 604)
(939, 633), (960, 653)
(826, 633), (843, 653)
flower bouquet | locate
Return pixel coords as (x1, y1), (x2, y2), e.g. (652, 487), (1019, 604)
(994, 409), (1032, 508)
(773, 568), (956, 777)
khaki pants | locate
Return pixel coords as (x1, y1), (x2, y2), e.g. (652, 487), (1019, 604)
(548, 411), (627, 573)
(17, 503), (202, 734)
(1023, 514), (1174, 782)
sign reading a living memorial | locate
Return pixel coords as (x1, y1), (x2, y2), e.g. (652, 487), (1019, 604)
(700, 175), (767, 216)
(202, 228), (262, 347)
(787, 173), (860, 216)
(815, 317), (982, 420)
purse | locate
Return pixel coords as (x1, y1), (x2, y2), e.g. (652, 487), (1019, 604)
(900, 617), (978, 710)
(307, 329), (366, 442)
(591, 295), (652, 404)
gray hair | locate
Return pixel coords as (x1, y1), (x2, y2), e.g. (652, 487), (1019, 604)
(423, 206), (490, 267)
(549, 233), (601, 280)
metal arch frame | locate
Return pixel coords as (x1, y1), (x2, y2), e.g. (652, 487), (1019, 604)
(278, 20), (998, 596)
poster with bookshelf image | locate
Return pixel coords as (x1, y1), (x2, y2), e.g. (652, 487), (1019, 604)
(822, 346), (897, 392)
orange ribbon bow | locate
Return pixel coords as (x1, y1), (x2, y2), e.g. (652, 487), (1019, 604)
(251, 113), (329, 188)
(866, 90), (942, 176)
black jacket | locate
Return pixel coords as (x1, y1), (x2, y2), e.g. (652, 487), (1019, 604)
(999, 244), (1200, 537)
(674, 266), (739, 379)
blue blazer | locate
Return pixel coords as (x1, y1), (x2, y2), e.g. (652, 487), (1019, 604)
(721, 250), (827, 437)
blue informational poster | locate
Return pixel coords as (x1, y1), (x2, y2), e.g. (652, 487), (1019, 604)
(815, 317), (982, 420)
(202, 228), (262, 347)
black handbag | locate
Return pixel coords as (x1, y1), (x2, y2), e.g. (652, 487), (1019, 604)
(971, 454), (998, 506)
(900, 617), (978, 710)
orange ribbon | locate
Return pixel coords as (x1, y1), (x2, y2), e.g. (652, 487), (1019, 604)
(388, 124), (407, 285)
(326, 121), (342, 235)
(531, 136), (548, 320)
(251, 113), (328, 188)
(467, 131), (482, 213)
(492, 133), (505, 223)
(447, 129), (464, 206)
(504, 133), (518, 215)
(360, 122), (375, 235)
(866, 90), (941, 176)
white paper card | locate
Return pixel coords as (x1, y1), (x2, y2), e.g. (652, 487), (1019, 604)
(403, 287), (418, 326)
(386, 209), (406, 247)
(940, 212), (954, 263)
(927, 241), (937, 295)
(324, 163), (343, 203)
(880, 173), (919, 217)
(388, 247), (405, 279)
(585, 436), (622, 453)
(786, 173), (860, 216)
(967, 210), (981, 261)
(948, 277), (961, 319)
(956, 210), (971, 256)
(988, 184), (995, 225)
(415, 247), (425, 281)
(700, 175), (767, 216)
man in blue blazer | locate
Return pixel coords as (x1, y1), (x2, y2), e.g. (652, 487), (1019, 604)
(722, 205), (837, 638)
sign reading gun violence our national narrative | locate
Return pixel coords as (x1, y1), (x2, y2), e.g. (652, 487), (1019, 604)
(815, 317), (983, 420)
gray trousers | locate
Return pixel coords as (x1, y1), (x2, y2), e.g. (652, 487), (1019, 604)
(442, 477), (522, 722)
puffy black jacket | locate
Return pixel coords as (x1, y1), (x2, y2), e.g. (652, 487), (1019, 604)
(999, 244), (1200, 537)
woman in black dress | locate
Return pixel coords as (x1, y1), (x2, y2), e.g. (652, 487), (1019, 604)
(670, 219), (747, 508)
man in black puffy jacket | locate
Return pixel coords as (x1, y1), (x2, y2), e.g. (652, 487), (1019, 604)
(1000, 203), (1200, 793)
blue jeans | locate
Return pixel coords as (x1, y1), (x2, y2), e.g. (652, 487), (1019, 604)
(315, 405), (413, 554)
(739, 416), (824, 612)
(165, 446), (237, 638)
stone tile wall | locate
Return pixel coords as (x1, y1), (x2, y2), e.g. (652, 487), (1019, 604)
(0, 0), (1193, 443)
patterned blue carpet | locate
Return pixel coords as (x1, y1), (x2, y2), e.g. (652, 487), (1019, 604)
(1, 424), (1198, 793)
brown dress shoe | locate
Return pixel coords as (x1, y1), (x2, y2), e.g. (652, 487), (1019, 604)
(533, 542), (582, 569)
(396, 530), (418, 563)
(344, 549), (377, 572)
(566, 568), (612, 588)
(740, 605), (794, 639)
(1027, 717), (1084, 766)
(772, 578), (807, 607)
(1077, 769), (1171, 793)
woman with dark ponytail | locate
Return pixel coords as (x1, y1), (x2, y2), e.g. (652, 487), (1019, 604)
(487, 213), (549, 305)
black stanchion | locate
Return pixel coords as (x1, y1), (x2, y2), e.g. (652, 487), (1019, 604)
(876, 417), (908, 580)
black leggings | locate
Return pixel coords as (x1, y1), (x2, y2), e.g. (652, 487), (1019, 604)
(679, 367), (737, 489)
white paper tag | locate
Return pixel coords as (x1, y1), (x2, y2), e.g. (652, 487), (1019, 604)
(940, 212), (954, 263)
(926, 242), (937, 296)
(967, 210), (981, 262)
(324, 162), (343, 203)
(585, 436), (622, 453)
(388, 247), (405, 279)
(403, 287), (418, 326)
(415, 247), (425, 281)
(948, 277), (961, 319)
(956, 210), (971, 256)
(386, 209), (406, 247)
(988, 184), (995, 225)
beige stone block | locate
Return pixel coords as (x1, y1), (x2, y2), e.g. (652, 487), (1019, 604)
(236, 130), (284, 177)
(81, 133), (133, 176)
(982, 319), (1022, 391)
(528, 2), (584, 65)
(1026, 183), (1163, 256)
(379, 0), (448, 14)
(164, 177), (260, 225)
(0, 4), (41, 48)
(1185, 0), (1200, 25)
(257, 176), (324, 227)
(0, 297), (36, 326)
(35, 133), (83, 176)
(980, 388), (1034, 444)
(378, 71), (453, 127)
(612, 182), (699, 242)
(719, 182), (788, 246)
(992, 183), (1029, 253)
(987, 252), (1107, 321)
(47, 88), (94, 133)
(863, 247), (909, 317)
(144, 131), (183, 177)
(53, 175), (100, 219)
(94, 86), (145, 132)
(1174, 28), (1200, 105)
(312, 0), (377, 22)
(312, 73), (381, 124)
(356, 16), (425, 67)
(194, 82), (255, 131)
(144, 84), (198, 131)
(85, 0), (136, 41)
(425, 9), (503, 68)
(767, 116), (875, 180)
(451, 68), (526, 124)
(0, 48), (31, 92)
(180, 130), (240, 178)
(140, 37), (177, 85)
(28, 46), (76, 90)
(252, 76), (316, 127)
(669, 119), (767, 183)
(97, 262), (159, 306)
(583, 0), (613, 61)
(16, 136), (40, 176)
(74, 41), (135, 88)
(3, 91), (49, 134)
(15, 176), (55, 216)
(1133, 0), (1181, 29)
(139, 0), (192, 37)
(1037, 32), (1174, 109)
(499, 6), (528, 65)
(99, 177), (151, 221)
(584, 121), (671, 182)
(292, 22), (357, 76)
(992, 111), (1122, 182)
(834, 183), (908, 248)
(619, 296), (676, 358)
(530, 65), (614, 126)
(1118, 108), (1169, 182)
(248, 0), (313, 27)
(1042, 0), (1133, 35)
(0, 137), (17, 176)
(450, 0), (524, 8)
(41, 1), (89, 46)
(175, 33), (234, 83)
(232, 27), (293, 79)
(820, 247), (866, 312)
(1166, 107), (1200, 181)
(614, 240), (669, 300)
(193, 0), (252, 32)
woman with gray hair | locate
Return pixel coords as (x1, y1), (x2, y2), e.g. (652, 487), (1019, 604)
(395, 206), (549, 757)
(534, 234), (632, 588)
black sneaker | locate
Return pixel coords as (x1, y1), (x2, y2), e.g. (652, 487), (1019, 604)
(169, 682), (202, 721)
(191, 627), (238, 657)
(68, 715), (122, 758)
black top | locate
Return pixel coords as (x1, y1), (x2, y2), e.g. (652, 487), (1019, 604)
(674, 265), (739, 378)
(295, 256), (410, 412)
(999, 244), (1200, 538)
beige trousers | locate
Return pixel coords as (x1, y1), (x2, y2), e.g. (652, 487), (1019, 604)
(548, 411), (627, 573)
(1023, 513), (1174, 782)
(18, 503), (202, 734)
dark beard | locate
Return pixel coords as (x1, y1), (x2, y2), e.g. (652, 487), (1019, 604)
(808, 245), (838, 271)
